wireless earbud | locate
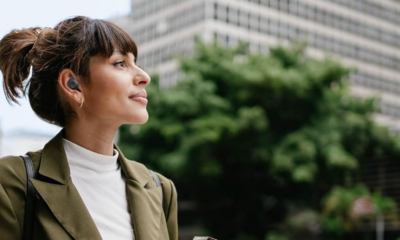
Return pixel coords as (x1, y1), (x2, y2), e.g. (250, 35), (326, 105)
(67, 78), (81, 92)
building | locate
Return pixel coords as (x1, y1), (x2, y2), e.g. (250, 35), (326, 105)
(113, 0), (400, 132)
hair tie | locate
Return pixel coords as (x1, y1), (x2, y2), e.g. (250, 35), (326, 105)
(27, 28), (42, 63)
(28, 27), (53, 64)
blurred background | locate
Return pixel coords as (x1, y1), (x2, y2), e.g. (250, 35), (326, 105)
(2, 0), (400, 239)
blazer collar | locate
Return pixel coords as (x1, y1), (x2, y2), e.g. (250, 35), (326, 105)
(38, 129), (70, 184)
(39, 129), (152, 186)
(115, 144), (152, 187)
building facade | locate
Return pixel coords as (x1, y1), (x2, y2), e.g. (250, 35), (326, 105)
(113, 0), (400, 131)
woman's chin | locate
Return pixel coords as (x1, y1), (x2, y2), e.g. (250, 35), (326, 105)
(129, 113), (149, 124)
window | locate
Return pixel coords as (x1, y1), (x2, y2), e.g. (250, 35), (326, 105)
(229, 9), (239, 25)
(269, 19), (278, 35)
(296, 2), (306, 17)
(316, 9), (325, 23)
(288, 25), (296, 39)
(239, 11), (249, 28)
(270, 0), (278, 9)
(260, 0), (268, 7)
(217, 5), (227, 21)
(289, 1), (297, 14)
(278, 22), (289, 39)
(324, 12), (333, 26)
(260, 16), (269, 34)
(250, 14), (259, 31)
(279, 0), (288, 12)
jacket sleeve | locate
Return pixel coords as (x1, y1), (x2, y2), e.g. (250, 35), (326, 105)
(165, 180), (178, 240)
(0, 183), (21, 240)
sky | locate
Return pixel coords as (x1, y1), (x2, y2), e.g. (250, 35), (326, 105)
(0, 0), (131, 136)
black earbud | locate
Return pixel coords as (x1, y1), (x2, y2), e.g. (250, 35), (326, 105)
(67, 78), (81, 92)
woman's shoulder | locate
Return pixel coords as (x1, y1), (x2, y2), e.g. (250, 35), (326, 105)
(125, 159), (174, 182)
(0, 150), (42, 186)
(122, 158), (176, 193)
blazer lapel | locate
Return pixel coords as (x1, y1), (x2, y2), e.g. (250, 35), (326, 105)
(117, 145), (163, 240)
(32, 130), (102, 240)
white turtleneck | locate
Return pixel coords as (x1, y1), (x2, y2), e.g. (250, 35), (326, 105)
(62, 138), (134, 240)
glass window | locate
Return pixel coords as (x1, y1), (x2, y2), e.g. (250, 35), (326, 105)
(217, 5), (227, 21)
(315, 35), (324, 49)
(287, 25), (296, 39)
(260, 17), (268, 34)
(279, 0), (288, 12)
(278, 22), (289, 39)
(289, 1), (297, 14)
(324, 12), (333, 26)
(250, 14), (259, 31)
(332, 15), (341, 29)
(239, 11), (249, 28)
(316, 9), (324, 22)
(270, 0), (278, 9)
(297, 2), (307, 18)
(269, 19), (278, 35)
(306, 4), (315, 19)
(260, 0), (268, 7)
(229, 9), (239, 25)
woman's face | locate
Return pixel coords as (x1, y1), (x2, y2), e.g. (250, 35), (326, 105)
(82, 50), (151, 126)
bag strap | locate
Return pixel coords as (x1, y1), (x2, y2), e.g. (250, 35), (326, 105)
(20, 155), (36, 240)
(149, 169), (161, 187)
(149, 169), (166, 217)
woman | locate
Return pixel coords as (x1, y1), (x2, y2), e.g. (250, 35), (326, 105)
(0, 16), (178, 240)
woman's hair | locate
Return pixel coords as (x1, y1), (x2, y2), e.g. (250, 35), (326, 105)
(0, 16), (137, 127)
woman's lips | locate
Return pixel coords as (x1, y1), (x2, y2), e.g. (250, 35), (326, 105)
(130, 96), (148, 104)
(129, 90), (148, 104)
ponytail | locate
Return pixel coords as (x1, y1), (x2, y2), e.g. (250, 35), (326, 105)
(0, 27), (40, 103)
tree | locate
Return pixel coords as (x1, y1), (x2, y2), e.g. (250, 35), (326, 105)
(118, 41), (400, 240)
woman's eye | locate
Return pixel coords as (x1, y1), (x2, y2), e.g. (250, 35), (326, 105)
(113, 61), (125, 67)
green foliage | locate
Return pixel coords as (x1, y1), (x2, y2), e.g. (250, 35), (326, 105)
(321, 184), (398, 235)
(265, 231), (290, 240)
(118, 41), (400, 239)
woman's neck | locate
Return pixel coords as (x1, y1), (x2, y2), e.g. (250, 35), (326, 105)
(63, 121), (119, 156)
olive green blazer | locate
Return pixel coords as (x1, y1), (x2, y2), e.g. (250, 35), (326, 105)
(0, 130), (178, 240)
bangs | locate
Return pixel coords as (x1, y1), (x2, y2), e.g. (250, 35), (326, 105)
(53, 16), (138, 79)
(87, 19), (138, 61)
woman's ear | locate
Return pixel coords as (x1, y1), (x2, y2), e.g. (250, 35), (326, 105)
(58, 69), (84, 106)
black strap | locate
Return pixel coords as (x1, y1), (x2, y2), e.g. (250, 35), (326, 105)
(21, 155), (36, 240)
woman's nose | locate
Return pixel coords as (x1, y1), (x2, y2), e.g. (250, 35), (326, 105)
(133, 68), (151, 86)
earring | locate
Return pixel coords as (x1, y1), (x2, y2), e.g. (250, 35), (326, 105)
(79, 100), (84, 108)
